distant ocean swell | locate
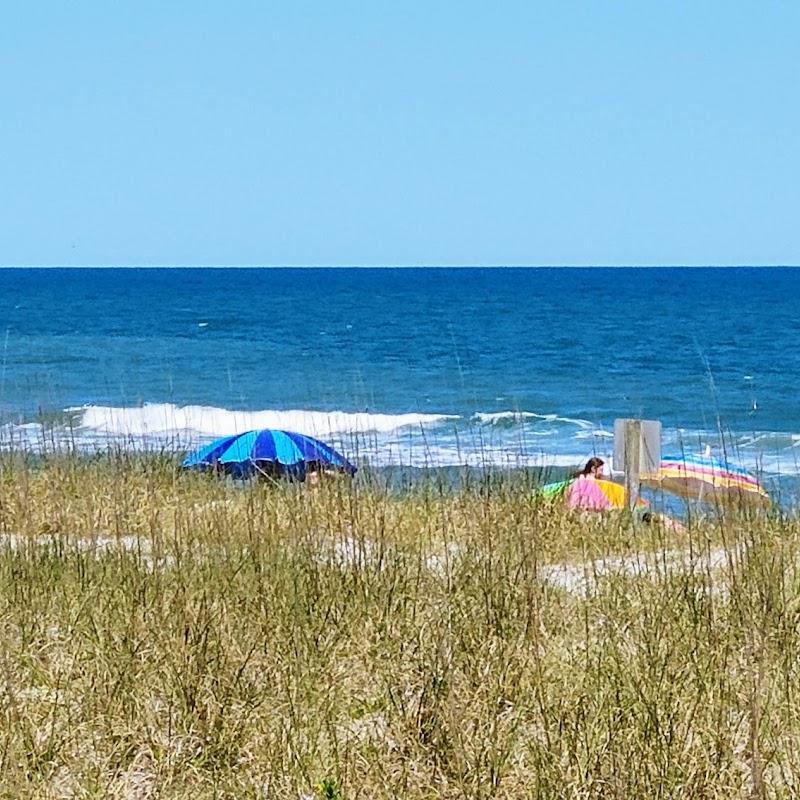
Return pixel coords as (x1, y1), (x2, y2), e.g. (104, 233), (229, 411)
(1, 403), (798, 477)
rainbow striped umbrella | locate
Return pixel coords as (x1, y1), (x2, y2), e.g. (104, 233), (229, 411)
(641, 453), (769, 507)
(539, 478), (646, 509)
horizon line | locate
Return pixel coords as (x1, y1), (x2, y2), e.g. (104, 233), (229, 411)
(1, 263), (798, 269)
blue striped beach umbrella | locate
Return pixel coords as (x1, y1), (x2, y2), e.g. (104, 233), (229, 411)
(182, 429), (357, 476)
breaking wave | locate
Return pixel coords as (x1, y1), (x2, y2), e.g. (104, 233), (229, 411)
(0, 402), (797, 476)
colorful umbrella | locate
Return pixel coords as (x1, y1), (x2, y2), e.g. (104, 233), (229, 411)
(538, 478), (646, 510)
(182, 429), (357, 477)
(641, 453), (769, 507)
(537, 479), (573, 499)
(566, 478), (613, 510)
(566, 478), (647, 510)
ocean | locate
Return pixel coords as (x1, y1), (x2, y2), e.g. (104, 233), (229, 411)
(1, 266), (798, 487)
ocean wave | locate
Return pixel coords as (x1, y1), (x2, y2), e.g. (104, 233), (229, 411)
(357, 440), (582, 470)
(72, 403), (457, 438)
(472, 411), (595, 430)
(0, 402), (798, 477)
(472, 411), (549, 424)
(575, 428), (614, 440)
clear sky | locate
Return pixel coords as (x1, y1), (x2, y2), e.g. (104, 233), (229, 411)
(1, 1), (798, 266)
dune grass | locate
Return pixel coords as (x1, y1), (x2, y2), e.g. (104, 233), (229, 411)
(0, 454), (799, 798)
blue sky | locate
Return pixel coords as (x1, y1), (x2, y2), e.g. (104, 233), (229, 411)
(1, 1), (798, 266)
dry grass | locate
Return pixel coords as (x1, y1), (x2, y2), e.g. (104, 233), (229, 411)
(0, 454), (799, 798)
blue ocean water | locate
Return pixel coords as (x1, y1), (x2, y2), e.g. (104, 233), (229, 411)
(0, 267), (798, 480)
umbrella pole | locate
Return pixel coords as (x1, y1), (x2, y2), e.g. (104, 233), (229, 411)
(254, 461), (281, 486)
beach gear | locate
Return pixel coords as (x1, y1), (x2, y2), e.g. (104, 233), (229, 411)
(182, 429), (357, 477)
(592, 479), (640, 509)
(539, 477), (645, 510)
(566, 478), (615, 510)
(565, 478), (645, 510)
(537, 479), (573, 498)
(641, 453), (769, 507)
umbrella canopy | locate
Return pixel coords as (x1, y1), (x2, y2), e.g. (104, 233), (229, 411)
(537, 479), (573, 499)
(641, 453), (769, 507)
(539, 478), (646, 509)
(182, 429), (357, 477)
(565, 478), (643, 511)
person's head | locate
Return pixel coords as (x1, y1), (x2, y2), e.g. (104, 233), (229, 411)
(306, 468), (321, 487)
(576, 457), (604, 479)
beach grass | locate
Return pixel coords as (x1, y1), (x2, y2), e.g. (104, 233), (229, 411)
(0, 454), (799, 798)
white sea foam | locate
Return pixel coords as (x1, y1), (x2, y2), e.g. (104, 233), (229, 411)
(382, 444), (588, 470)
(575, 427), (614, 440)
(0, 402), (798, 478)
(73, 403), (456, 439)
(473, 411), (549, 424)
(471, 411), (596, 429)
(90, 403), (610, 470)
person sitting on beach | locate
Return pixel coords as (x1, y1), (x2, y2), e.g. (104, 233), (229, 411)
(305, 465), (321, 488)
(565, 457), (612, 511)
(574, 457), (605, 481)
(641, 511), (687, 534)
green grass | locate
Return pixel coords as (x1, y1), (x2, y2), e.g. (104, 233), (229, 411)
(0, 454), (798, 798)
